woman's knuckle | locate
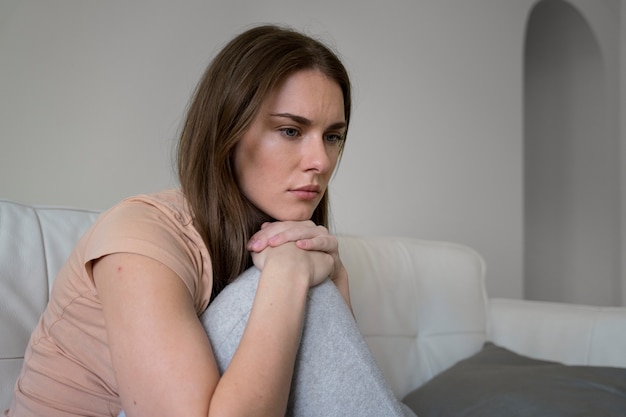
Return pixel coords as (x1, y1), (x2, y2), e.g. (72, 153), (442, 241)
(315, 225), (328, 234)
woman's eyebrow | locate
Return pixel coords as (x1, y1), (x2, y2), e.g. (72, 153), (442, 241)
(270, 112), (312, 125)
(270, 112), (347, 130)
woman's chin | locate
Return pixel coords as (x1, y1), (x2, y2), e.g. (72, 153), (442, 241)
(272, 210), (315, 223)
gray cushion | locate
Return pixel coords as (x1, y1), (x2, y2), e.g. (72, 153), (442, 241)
(402, 342), (626, 417)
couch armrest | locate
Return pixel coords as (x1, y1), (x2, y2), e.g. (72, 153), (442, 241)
(487, 298), (626, 368)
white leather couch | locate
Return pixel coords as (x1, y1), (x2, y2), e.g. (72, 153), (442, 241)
(2, 198), (626, 411)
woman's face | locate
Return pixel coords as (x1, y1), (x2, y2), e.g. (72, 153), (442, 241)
(233, 69), (346, 221)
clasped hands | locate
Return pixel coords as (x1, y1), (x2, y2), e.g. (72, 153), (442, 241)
(246, 221), (346, 289)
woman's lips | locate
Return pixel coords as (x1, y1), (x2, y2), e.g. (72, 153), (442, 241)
(290, 185), (321, 200)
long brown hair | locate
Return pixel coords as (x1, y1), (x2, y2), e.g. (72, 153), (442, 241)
(177, 25), (352, 299)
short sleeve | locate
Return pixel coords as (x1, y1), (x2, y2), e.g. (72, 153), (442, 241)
(83, 196), (211, 314)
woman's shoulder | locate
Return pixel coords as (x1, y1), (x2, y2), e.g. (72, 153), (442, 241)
(114, 189), (192, 225)
(84, 189), (195, 253)
(85, 189), (212, 312)
(93, 189), (203, 255)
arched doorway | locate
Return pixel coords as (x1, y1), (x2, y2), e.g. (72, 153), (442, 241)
(524, 0), (620, 306)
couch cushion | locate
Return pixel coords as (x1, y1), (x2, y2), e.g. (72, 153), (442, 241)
(339, 236), (488, 399)
(403, 342), (626, 417)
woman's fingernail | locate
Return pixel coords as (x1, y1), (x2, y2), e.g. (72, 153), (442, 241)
(248, 239), (262, 251)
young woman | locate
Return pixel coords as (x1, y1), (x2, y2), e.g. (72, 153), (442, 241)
(5, 25), (414, 417)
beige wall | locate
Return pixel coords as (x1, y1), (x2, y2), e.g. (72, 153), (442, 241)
(0, 0), (622, 301)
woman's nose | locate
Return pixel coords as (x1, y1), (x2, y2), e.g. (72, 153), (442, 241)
(302, 135), (333, 173)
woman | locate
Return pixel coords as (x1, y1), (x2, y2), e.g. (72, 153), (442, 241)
(5, 25), (413, 417)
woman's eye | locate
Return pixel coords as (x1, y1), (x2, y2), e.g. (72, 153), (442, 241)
(325, 133), (344, 144)
(280, 128), (299, 138)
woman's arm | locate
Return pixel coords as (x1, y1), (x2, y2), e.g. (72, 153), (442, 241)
(93, 244), (332, 417)
(93, 253), (218, 417)
(211, 242), (332, 416)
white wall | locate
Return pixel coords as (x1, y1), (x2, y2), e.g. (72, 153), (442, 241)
(1, 0), (620, 300)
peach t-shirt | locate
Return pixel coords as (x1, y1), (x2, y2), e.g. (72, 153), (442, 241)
(4, 190), (213, 417)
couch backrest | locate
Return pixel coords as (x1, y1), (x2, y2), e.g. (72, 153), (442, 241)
(338, 235), (488, 398)
(0, 199), (489, 409)
(0, 199), (100, 410)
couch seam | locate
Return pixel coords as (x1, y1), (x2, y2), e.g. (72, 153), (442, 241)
(32, 207), (50, 297)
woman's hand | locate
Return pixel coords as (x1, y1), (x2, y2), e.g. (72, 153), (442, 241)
(250, 241), (333, 288)
(248, 221), (352, 309)
(248, 221), (341, 276)
(247, 221), (332, 251)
